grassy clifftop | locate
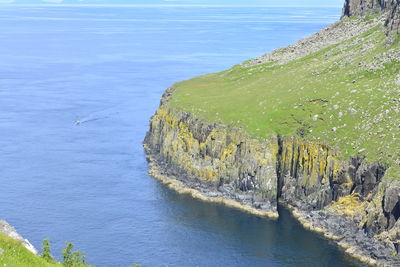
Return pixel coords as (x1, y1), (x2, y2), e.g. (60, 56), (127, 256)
(0, 233), (62, 267)
(167, 16), (400, 178)
(0, 229), (91, 267)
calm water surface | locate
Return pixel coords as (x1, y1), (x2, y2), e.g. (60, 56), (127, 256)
(0, 5), (363, 267)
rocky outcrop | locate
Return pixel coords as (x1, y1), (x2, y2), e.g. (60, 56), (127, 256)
(145, 106), (279, 217)
(342, 0), (391, 17)
(0, 220), (38, 254)
(276, 138), (386, 211)
(144, 105), (389, 215)
(386, 1), (400, 37)
(144, 101), (400, 265)
(342, 0), (400, 41)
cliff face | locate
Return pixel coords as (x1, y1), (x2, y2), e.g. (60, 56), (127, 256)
(145, 104), (400, 264)
(386, 2), (400, 35)
(145, 106), (279, 215)
(343, 0), (399, 39)
(277, 138), (386, 210)
(144, 105), (390, 214)
(342, 0), (391, 17)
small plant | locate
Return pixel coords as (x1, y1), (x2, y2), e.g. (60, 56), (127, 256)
(81, 252), (86, 264)
(62, 242), (74, 266)
(62, 242), (86, 266)
(41, 238), (54, 263)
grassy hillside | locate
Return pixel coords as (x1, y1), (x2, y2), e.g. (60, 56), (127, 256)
(0, 233), (62, 267)
(0, 233), (90, 267)
(167, 18), (400, 178)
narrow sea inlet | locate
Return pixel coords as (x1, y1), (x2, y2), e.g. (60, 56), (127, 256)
(0, 4), (363, 266)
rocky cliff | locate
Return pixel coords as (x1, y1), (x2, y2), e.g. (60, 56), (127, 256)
(342, 0), (394, 17)
(386, 2), (400, 36)
(145, 1), (400, 266)
(145, 105), (279, 217)
(343, 0), (399, 41)
(145, 105), (399, 266)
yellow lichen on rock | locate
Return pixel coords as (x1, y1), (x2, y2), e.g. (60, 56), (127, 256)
(147, 106), (377, 213)
(145, 104), (399, 266)
(279, 137), (341, 189)
(328, 193), (366, 217)
(146, 107), (279, 188)
(146, 154), (279, 219)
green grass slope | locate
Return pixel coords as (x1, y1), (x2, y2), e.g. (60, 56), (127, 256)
(167, 18), (400, 178)
(0, 233), (90, 267)
(0, 233), (63, 267)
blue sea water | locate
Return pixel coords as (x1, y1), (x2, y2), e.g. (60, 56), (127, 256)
(0, 5), (363, 267)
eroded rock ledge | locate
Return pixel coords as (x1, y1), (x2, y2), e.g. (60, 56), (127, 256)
(144, 106), (400, 266)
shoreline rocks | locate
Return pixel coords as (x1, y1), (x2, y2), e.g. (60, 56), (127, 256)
(145, 141), (400, 266)
(145, 147), (400, 266)
(145, 151), (279, 219)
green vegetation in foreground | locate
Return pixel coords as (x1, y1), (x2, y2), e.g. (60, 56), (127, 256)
(168, 22), (400, 179)
(0, 233), (91, 267)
